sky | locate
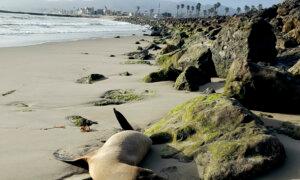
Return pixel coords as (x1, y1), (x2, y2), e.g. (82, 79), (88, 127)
(0, 0), (281, 11)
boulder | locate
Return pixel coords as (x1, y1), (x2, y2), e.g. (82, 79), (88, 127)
(145, 94), (285, 179)
(224, 59), (300, 113)
(288, 60), (300, 77)
(177, 45), (217, 77)
(211, 17), (277, 78)
(144, 67), (181, 83)
(174, 66), (210, 91)
(161, 44), (180, 55)
(127, 49), (151, 60)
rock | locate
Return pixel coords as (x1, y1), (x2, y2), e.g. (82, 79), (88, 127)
(277, 0), (300, 16)
(137, 46), (143, 51)
(224, 59), (300, 113)
(211, 17), (277, 78)
(288, 60), (300, 77)
(110, 54), (116, 57)
(174, 66), (210, 91)
(150, 26), (162, 36)
(127, 49), (151, 60)
(124, 60), (151, 65)
(144, 67), (181, 83)
(149, 132), (173, 145)
(119, 72), (132, 76)
(202, 87), (216, 94)
(206, 27), (222, 40)
(145, 43), (161, 51)
(156, 49), (186, 69)
(114, 36), (120, 38)
(145, 94), (285, 180)
(276, 46), (300, 68)
(76, 74), (106, 84)
(135, 41), (140, 44)
(92, 89), (145, 106)
(177, 46), (217, 77)
(276, 121), (300, 140)
(160, 44), (180, 55)
(277, 36), (298, 49)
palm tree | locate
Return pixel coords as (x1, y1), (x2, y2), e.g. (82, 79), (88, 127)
(258, 4), (263, 11)
(236, 7), (241, 14)
(251, 5), (257, 12)
(244, 5), (250, 13)
(150, 9), (154, 17)
(191, 6), (195, 17)
(203, 9), (207, 18)
(225, 7), (229, 16)
(136, 6), (140, 16)
(186, 5), (190, 17)
(181, 4), (185, 17)
(214, 2), (221, 16)
(208, 8), (214, 17)
(196, 3), (201, 17)
(176, 5), (180, 17)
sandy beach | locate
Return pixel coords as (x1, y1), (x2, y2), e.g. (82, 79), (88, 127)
(1, 35), (300, 180)
(0, 36), (203, 179)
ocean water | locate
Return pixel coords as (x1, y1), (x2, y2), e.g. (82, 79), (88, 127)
(0, 12), (148, 47)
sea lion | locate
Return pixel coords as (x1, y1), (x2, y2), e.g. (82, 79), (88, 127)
(55, 109), (164, 180)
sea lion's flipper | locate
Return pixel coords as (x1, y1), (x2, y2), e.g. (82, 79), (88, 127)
(53, 149), (93, 170)
(113, 108), (134, 130)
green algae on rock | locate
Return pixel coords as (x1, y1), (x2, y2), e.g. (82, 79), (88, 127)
(224, 59), (300, 113)
(276, 121), (300, 140)
(143, 67), (181, 83)
(123, 60), (151, 65)
(145, 94), (285, 179)
(92, 89), (153, 106)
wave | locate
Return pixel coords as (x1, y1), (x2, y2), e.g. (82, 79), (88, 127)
(0, 12), (148, 47)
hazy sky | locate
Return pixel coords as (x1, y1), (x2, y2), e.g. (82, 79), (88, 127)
(0, 0), (281, 11)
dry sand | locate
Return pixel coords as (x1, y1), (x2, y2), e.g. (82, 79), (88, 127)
(0, 36), (299, 180)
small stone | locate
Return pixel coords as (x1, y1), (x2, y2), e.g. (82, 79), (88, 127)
(202, 87), (216, 94)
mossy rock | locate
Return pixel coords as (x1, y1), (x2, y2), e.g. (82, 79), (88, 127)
(176, 45), (216, 77)
(101, 89), (142, 101)
(174, 66), (210, 91)
(145, 94), (285, 179)
(156, 49), (186, 69)
(276, 122), (300, 140)
(224, 59), (300, 113)
(143, 67), (181, 83)
(123, 60), (151, 65)
(92, 89), (153, 106)
(76, 74), (106, 84)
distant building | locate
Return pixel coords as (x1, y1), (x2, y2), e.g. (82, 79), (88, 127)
(161, 12), (172, 18)
(95, 9), (104, 15)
